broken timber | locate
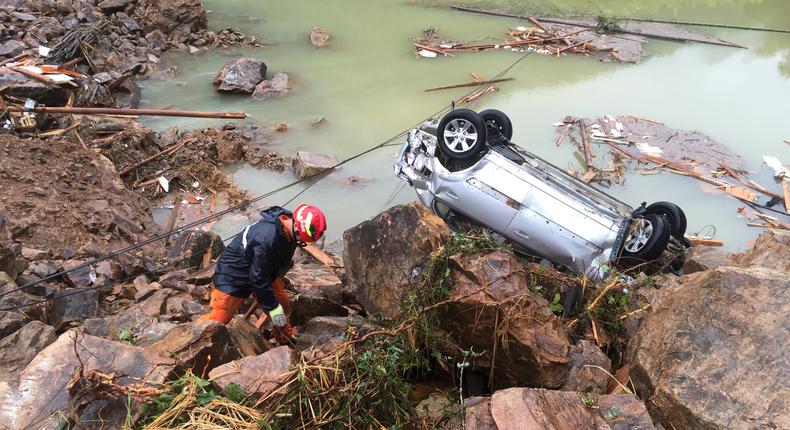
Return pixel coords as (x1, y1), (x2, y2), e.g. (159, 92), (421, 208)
(118, 138), (192, 176)
(449, 6), (746, 49)
(425, 78), (514, 92)
(6, 106), (247, 119)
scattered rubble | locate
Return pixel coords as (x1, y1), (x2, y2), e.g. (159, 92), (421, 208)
(554, 114), (790, 234)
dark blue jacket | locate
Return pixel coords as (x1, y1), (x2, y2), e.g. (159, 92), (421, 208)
(213, 206), (296, 310)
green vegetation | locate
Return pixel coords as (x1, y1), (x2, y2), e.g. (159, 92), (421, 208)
(118, 330), (137, 345)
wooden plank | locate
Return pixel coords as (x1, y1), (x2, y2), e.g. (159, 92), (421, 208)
(424, 78), (514, 92)
(528, 16), (550, 33)
(783, 181), (790, 215)
(624, 114), (663, 125)
(304, 244), (335, 266)
(577, 120), (593, 171)
(685, 236), (724, 247)
(554, 132), (567, 147)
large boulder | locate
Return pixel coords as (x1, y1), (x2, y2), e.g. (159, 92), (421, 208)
(343, 202), (450, 319)
(0, 330), (171, 429)
(439, 251), (570, 389)
(147, 320), (243, 377)
(732, 229), (790, 272)
(627, 266), (789, 430)
(213, 58), (267, 94)
(208, 346), (295, 396)
(0, 320), (57, 383)
(465, 388), (656, 430)
(286, 263), (347, 325)
(292, 151), (338, 178)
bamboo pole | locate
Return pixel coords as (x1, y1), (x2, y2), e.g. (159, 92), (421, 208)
(6, 106), (247, 119)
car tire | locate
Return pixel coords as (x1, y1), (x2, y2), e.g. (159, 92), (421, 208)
(645, 201), (687, 237)
(437, 109), (487, 161)
(620, 214), (670, 266)
(480, 109), (513, 141)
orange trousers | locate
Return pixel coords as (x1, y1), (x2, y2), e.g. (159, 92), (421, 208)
(199, 278), (295, 341)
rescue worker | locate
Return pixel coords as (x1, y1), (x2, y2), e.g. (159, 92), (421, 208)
(200, 204), (327, 343)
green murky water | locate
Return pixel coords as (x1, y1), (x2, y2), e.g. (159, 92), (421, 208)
(140, 0), (790, 250)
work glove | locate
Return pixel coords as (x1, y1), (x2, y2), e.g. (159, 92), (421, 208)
(268, 304), (286, 328)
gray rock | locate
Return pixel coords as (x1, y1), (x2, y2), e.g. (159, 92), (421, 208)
(295, 316), (377, 352)
(309, 26), (330, 48)
(252, 72), (290, 100)
(20, 247), (49, 261)
(145, 29), (168, 51)
(120, 16), (140, 32)
(11, 11), (37, 21)
(0, 321), (57, 383)
(98, 0), (133, 13)
(292, 151), (338, 178)
(60, 259), (95, 288)
(133, 275), (160, 301)
(0, 244), (18, 279)
(49, 287), (98, 328)
(561, 340), (612, 394)
(0, 40), (26, 57)
(0, 311), (28, 338)
(212, 57), (267, 94)
(83, 317), (110, 337)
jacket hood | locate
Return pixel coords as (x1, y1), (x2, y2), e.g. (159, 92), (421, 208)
(259, 206), (292, 222)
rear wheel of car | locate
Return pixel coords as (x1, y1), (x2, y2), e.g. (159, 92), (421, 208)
(437, 109), (487, 161)
(620, 214), (670, 266)
(480, 109), (513, 141)
(645, 201), (687, 237)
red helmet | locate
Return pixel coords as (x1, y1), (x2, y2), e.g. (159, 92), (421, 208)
(293, 204), (327, 243)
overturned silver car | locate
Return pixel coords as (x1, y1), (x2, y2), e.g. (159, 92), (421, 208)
(394, 109), (689, 280)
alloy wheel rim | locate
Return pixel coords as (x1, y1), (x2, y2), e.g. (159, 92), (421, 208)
(624, 218), (654, 252)
(443, 119), (478, 153)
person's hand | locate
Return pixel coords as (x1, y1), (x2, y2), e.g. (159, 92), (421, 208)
(268, 304), (286, 327)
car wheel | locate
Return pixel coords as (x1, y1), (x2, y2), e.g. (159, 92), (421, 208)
(437, 109), (487, 160)
(620, 214), (670, 266)
(645, 201), (687, 237)
(479, 109), (513, 141)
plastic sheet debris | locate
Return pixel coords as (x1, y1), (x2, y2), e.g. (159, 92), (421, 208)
(157, 176), (169, 192)
(763, 155), (789, 179)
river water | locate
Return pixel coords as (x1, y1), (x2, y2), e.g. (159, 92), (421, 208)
(140, 0), (790, 251)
